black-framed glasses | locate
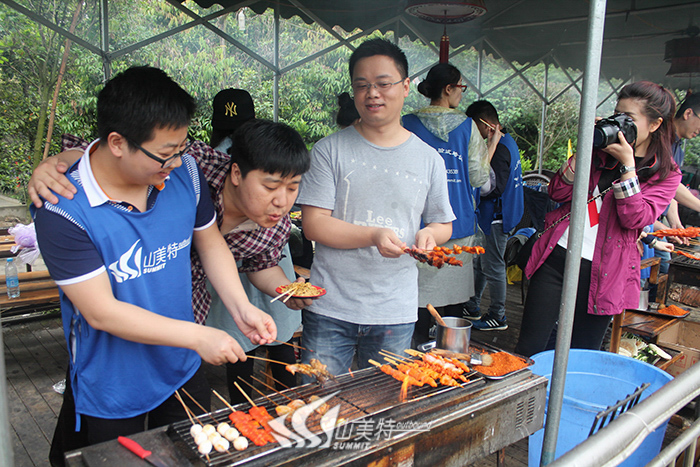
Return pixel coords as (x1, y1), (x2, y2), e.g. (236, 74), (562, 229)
(352, 78), (405, 94)
(126, 137), (194, 168)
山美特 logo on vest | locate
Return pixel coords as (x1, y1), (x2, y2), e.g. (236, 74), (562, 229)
(108, 236), (192, 282)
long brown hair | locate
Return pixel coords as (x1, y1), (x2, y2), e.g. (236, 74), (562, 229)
(617, 81), (676, 181)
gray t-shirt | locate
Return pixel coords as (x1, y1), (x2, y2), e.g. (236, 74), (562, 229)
(297, 126), (455, 325)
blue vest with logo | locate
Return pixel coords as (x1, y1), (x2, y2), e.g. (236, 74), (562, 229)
(477, 133), (524, 235)
(43, 155), (202, 420)
(402, 114), (478, 239)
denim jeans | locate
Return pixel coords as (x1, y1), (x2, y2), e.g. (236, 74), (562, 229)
(467, 222), (508, 320)
(300, 310), (414, 384)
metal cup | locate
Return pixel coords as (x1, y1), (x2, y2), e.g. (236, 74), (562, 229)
(436, 317), (472, 354)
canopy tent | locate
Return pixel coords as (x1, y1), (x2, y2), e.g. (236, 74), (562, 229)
(206, 0), (700, 88)
(5, 0), (700, 168)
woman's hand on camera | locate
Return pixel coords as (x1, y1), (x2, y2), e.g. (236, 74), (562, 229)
(601, 130), (635, 167)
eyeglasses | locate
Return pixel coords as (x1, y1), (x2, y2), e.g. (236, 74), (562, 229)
(452, 84), (468, 91)
(126, 137), (194, 168)
(352, 79), (405, 94)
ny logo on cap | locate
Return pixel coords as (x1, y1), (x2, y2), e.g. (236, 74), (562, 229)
(225, 101), (237, 117)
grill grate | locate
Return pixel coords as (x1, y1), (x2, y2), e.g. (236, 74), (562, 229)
(169, 364), (484, 466)
(671, 253), (700, 269)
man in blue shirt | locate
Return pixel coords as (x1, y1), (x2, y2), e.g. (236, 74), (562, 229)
(463, 101), (523, 331)
(32, 67), (276, 462)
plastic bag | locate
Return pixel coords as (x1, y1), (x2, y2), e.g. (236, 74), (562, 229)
(506, 265), (522, 284)
(9, 223), (41, 265)
(52, 379), (66, 395)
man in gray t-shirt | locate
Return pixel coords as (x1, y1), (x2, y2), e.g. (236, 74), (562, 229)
(296, 39), (455, 378)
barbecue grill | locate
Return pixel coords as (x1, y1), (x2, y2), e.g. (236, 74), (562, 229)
(66, 358), (547, 467)
(663, 252), (700, 306)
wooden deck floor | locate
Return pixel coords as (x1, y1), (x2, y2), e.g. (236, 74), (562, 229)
(0, 281), (680, 466)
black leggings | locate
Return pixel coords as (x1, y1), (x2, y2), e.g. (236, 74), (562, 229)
(226, 341), (297, 404)
(515, 245), (612, 357)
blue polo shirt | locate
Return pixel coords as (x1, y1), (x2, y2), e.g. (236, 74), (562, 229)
(33, 140), (215, 421)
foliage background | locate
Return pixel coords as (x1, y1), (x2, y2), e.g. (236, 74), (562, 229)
(0, 1), (695, 204)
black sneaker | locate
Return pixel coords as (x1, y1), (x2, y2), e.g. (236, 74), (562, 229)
(472, 314), (508, 331)
(462, 304), (481, 321)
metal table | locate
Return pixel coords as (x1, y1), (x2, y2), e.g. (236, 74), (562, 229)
(66, 370), (546, 467)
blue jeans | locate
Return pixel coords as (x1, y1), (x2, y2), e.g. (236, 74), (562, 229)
(300, 310), (414, 384)
(467, 222), (508, 320)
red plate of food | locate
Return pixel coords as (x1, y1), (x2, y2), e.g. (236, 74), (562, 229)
(275, 283), (326, 299)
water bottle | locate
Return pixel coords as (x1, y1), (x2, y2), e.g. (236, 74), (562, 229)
(5, 258), (20, 299)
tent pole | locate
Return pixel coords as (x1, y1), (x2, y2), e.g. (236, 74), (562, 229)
(477, 41), (483, 98)
(100, 0), (110, 80)
(537, 61), (548, 174)
(540, 0), (607, 465)
(273, 3), (279, 122)
(0, 318), (13, 466)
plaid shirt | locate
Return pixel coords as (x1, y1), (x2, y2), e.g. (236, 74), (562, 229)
(188, 141), (291, 324)
(61, 135), (291, 324)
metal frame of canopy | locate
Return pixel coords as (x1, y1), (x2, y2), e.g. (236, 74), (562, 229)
(0, 1), (694, 465)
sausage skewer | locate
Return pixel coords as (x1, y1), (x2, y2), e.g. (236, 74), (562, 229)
(368, 359), (423, 387)
(229, 383), (275, 446)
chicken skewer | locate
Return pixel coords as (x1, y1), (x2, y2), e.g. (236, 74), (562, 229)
(286, 358), (336, 384)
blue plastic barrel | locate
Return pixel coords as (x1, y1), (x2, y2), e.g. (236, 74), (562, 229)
(529, 349), (673, 467)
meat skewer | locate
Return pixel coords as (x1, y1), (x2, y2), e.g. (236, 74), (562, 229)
(229, 383), (276, 446)
(176, 390), (218, 458)
(404, 349), (470, 383)
(674, 250), (700, 261)
(286, 358), (336, 384)
(652, 226), (700, 238)
(382, 357), (438, 387)
(368, 359), (423, 387)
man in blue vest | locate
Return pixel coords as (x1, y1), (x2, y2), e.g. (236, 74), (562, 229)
(31, 66), (276, 460)
(462, 101), (524, 331)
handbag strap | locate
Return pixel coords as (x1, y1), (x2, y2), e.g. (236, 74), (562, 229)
(541, 185), (613, 234)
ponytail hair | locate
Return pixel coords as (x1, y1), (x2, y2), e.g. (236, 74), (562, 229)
(618, 81), (676, 181)
(336, 92), (360, 128)
(417, 63), (462, 101)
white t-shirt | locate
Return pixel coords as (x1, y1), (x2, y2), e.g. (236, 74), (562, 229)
(297, 126), (455, 325)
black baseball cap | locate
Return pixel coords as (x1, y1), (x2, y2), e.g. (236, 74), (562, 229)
(211, 89), (255, 131)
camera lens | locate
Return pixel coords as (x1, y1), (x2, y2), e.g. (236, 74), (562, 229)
(593, 124), (618, 149)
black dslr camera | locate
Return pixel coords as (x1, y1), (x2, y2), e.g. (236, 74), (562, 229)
(593, 113), (637, 149)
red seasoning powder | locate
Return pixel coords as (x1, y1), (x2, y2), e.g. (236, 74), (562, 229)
(658, 304), (688, 317)
(474, 352), (528, 377)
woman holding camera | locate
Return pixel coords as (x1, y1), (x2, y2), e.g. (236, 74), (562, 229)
(514, 81), (681, 356)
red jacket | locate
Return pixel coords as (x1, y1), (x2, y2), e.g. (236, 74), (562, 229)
(525, 152), (680, 316)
